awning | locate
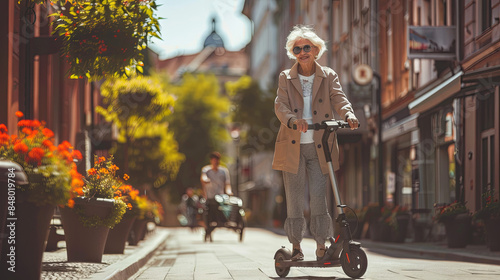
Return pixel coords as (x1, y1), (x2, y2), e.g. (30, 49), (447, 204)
(382, 113), (419, 142)
(409, 71), (463, 114)
(462, 65), (500, 83)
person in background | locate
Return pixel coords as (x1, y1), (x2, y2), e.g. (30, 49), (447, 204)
(272, 25), (359, 261)
(201, 151), (233, 227)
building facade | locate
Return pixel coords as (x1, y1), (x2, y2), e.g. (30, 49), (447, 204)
(244, 0), (499, 237)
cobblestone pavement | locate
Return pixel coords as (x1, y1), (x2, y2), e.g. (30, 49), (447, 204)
(41, 226), (161, 280)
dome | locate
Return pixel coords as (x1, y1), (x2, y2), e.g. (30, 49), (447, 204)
(203, 18), (225, 49)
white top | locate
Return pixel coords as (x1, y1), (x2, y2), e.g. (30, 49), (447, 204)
(298, 73), (315, 144)
(201, 165), (230, 199)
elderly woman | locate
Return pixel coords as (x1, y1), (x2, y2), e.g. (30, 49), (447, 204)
(272, 25), (359, 261)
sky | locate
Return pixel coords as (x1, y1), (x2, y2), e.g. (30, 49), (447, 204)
(149, 0), (252, 60)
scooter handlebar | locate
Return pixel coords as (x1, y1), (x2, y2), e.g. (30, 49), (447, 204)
(292, 120), (360, 130)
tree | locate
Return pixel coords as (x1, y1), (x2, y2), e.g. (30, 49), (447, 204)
(166, 73), (231, 198)
(96, 76), (184, 189)
(226, 76), (278, 154)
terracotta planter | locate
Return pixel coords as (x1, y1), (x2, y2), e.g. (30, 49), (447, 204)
(128, 218), (148, 246)
(104, 216), (136, 254)
(484, 217), (500, 251)
(60, 197), (114, 262)
(443, 213), (471, 248)
(0, 191), (54, 280)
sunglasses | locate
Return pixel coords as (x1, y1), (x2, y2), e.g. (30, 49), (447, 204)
(293, 45), (313, 55)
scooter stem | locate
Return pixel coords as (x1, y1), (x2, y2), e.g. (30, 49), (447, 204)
(328, 162), (344, 214)
(320, 123), (344, 214)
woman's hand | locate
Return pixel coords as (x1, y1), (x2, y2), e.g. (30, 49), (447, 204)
(346, 115), (359, 130)
(293, 119), (308, 133)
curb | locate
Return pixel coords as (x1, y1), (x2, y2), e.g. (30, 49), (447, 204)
(361, 240), (500, 266)
(88, 228), (170, 280)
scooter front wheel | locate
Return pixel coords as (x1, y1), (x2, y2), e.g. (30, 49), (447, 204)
(340, 245), (367, 279)
(274, 249), (291, 278)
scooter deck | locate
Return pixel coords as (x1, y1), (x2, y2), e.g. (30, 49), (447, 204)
(276, 258), (341, 268)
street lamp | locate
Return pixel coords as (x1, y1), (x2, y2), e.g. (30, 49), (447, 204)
(230, 129), (240, 197)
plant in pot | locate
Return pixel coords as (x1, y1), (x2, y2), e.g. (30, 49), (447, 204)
(385, 205), (410, 243)
(104, 182), (141, 254)
(129, 196), (164, 245)
(52, 0), (161, 80)
(473, 189), (500, 251)
(60, 155), (127, 262)
(0, 112), (84, 279)
(434, 201), (471, 248)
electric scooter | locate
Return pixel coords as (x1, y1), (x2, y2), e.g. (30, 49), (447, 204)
(274, 120), (368, 279)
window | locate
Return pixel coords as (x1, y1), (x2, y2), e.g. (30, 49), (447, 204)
(481, 0), (492, 31)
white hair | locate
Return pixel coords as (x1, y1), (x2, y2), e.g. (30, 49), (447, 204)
(285, 25), (327, 60)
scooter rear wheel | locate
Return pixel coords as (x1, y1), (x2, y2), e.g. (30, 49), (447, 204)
(340, 245), (367, 279)
(274, 250), (291, 278)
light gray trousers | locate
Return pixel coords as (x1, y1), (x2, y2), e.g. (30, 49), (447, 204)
(283, 143), (333, 245)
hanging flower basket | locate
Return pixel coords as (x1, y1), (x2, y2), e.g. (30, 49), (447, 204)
(52, 0), (161, 80)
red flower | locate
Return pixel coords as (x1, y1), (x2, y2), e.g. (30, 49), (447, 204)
(0, 124), (7, 133)
(27, 147), (45, 166)
(22, 127), (33, 135)
(71, 150), (83, 160)
(0, 133), (9, 146)
(15, 111), (24, 118)
(13, 142), (29, 154)
(42, 128), (55, 138)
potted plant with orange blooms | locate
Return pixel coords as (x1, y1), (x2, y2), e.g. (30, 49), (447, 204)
(104, 183), (141, 254)
(128, 195), (163, 245)
(60, 155), (127, 262)
(0, 111), (84, 279)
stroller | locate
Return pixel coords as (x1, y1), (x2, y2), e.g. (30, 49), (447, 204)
(203, 194), (246, 242)
(178, 192), (205, 229)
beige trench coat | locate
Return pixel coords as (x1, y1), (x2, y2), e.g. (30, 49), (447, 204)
(272, 61), (355, 174)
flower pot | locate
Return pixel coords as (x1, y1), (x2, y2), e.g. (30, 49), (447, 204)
(128, 218), (148, 246)
(59, 197), (114, 262)
(443, 213), (471, 248)
(484, 217), (500, 251)
(390, 215), (410, 243)
(369, 220), (391, 242)
(104, 216), (136, 254)
(0, 190), (54, 280)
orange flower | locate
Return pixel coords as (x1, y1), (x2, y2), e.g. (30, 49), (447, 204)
(13, 142), (29, 154)
(88, 168), (97, 176)
(110, 164), (119, 171)
(15, 111), (24, 118)
(0, 133), (9, 146)
(123, 174), (130, 181)
(42, 139), (54, 148)
(130, 189), (139, 200)
(74, 186), (84, 196)
(0, 124), (7, 133)
(22, 127), (32, 135)
(42, 128), (55, 138)
(71, 150), (83, 160)
(99, 168), (108, 174)
(127, 203), (133, 210)
(58, 140), (73, 152)
(67, 199), (75, 208)
(27, 147), (45, 166)
(98, 156), (106, 163)
(31, 120), (41, 128)
(71, 178), (84, 188)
